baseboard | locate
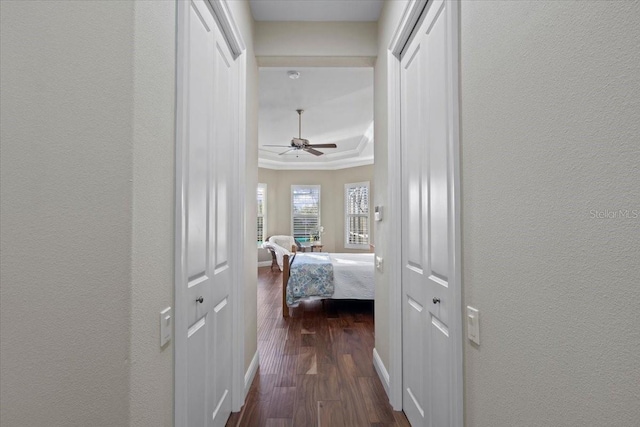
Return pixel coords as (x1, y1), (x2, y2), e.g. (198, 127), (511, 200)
(244, 351), (259, 398)
(257, 261), (271, 267)
(373, 348), (391, 399)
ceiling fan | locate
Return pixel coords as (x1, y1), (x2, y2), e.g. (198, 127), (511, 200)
(263, 109), (337, 156)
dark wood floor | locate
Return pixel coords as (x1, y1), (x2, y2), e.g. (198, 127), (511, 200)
(226, 267), (410, 427)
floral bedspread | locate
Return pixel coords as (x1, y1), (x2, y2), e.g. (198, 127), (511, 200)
(286, 253), (334, 306)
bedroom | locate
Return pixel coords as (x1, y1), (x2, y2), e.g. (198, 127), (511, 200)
(245, 65), (392, 423)
(256, 67), (374, 254)
(256, 66), (375, 285)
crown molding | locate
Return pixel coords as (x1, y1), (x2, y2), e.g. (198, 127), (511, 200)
(257, 56), (376, 67)
(258, 155), (374, 170)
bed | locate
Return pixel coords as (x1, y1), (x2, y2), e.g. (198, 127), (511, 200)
(281, 251), (374, 317)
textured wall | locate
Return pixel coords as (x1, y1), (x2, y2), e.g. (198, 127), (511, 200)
(0, 1), (135, 425)
(460, 1), (640, 426)
(257, 165), (375, 256)
(372, 0), (409, 379)
(129, 2), (176, 426)
(0, 1), (259, 426)
(227, 0), (260, 377)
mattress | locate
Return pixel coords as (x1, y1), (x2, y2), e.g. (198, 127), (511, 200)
(329, 252), (375, 300)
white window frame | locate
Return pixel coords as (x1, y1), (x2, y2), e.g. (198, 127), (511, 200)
(344, 181), (370, 249)
(257, 183), (267, 246)
(291, 185), (321, 243)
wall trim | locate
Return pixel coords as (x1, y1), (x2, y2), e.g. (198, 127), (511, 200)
(373, 348), (391, 397)
(386, 46), (403, 411)
(388, 0), (428, 58)
(257, 261), (271, 268)
(258, 156), (374, 171)
(387, 0), (428, 411)
(231, 48), (248, 412)
(447, 2), (465, 425)
(244, 351), (260, 398)
(257, 56), (376, 68)
(205, 0), (246, 58)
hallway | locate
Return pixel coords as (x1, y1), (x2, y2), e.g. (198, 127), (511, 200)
(227, 268), (409, 426)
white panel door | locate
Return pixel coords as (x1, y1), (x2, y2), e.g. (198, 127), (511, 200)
(181, 1), (234, 426)
(401, 1), (458, 426)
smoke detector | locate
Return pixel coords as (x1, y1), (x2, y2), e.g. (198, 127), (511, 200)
(287, 70), (300, 80)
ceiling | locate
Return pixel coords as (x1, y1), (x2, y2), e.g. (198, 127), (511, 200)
(249, 0), (383, 22)
(259, 67), (374, 170)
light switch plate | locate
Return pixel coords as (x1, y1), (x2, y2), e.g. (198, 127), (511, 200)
(160, 307), (172, 347)
(466, 306), (480, 345)
(374, 206), (382, 221)
(375, 256), (383, 271)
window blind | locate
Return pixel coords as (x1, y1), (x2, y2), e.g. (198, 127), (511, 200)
(292, 185), (320, 242)
(345, 182), (369, 248)
(257, 184), (266, 244)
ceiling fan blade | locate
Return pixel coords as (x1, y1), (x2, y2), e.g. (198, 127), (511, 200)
(304, 147), (324, 156)
(279, 148), (297, 155)
(263, 144), (292, 147)
(307, 143), (337, 149)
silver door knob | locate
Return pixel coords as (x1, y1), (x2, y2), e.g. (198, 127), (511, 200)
(433, 297), (440, 304)
(196, 296), (204, 303)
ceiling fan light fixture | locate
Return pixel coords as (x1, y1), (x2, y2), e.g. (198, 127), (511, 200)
(266, 109), (337, 157)
(287, 70), (300, 80)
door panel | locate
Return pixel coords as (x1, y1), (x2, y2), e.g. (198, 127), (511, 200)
(188, 319), (208, 426)
(182, 1), (234, 426)
(213, 42), (231, 269)
(187, 0), (213, 290)
(210, 29), (233, 427)
(401, 27), (430, 425)
(403, 45), (424, 267)
(426, 1), (449, 288)
(401, 1), (457, 426)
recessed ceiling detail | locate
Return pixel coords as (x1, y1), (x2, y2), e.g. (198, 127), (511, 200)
(249, 0), (384, 22)
(259, 67), (374, 170)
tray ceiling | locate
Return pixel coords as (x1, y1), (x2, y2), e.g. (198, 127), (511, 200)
(259, 67), (374, 170)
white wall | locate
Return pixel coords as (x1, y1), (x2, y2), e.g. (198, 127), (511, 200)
(0, 1), (135, 425)
(0, 1), (257, 425)
(372, 0), (409, 380)
(255, 21), (377, 58)
(129, 2), (176, 426)
(460, 1), (640, 425)
(227, 0), (260, 377)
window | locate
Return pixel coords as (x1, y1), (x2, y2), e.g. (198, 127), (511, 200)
(345, 181), (370, 249)
(257, 183), (267, 245)
(291, 185), (320, 243)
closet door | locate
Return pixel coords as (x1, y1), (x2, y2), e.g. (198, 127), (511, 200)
(401, 1), (459, 425)
(178, 1), (235, 425)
